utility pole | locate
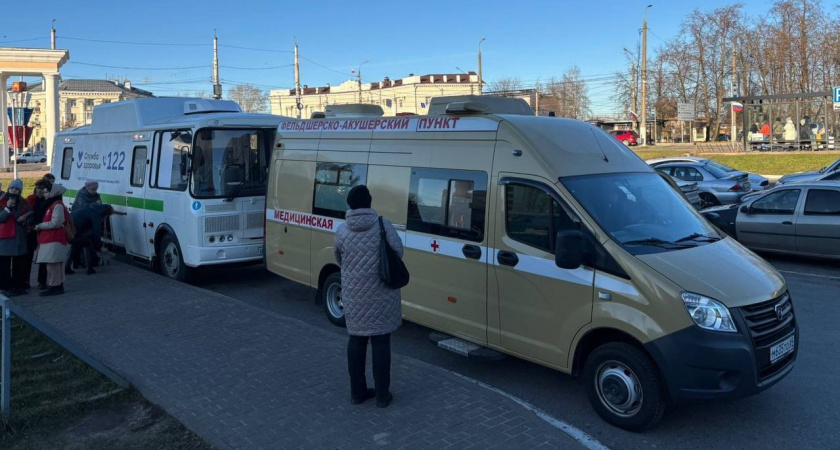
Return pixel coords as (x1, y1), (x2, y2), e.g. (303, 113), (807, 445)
(478, 38), (486, 95)
(212, 30), (221, 100)
(357, 61), (368, 103)
(640, 5), (652, 146)
(731, 38), (737, 148)
(294, 38), (301, 119)
(631, 62), (637, 131)
(50, 19), (56, 49)
(535, 88), (540, 116)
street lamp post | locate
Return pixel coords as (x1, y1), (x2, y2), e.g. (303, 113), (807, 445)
(357, 61), (369, 103)
(640, 4), (652, 146)
(478, 38), (486, 95)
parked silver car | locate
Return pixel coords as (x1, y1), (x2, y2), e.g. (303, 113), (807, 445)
(723, 182), (840, 260)
(673, 178), (702, 209)
(776, 156), (840, 186)
(653, 161), (751, 207)
(13, 152), (47, 163)
(647, 157), (770, 190)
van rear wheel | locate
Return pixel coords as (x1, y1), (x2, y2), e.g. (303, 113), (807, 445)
(583, 342), (667, 431)
(321, 272), (346, 327)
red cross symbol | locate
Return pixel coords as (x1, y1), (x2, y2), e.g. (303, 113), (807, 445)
(430, 240), (440, 253)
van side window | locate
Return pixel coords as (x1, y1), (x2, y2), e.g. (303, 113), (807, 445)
(407, 168), (487, 242)
(130, 146), (148, 187)
(155, 130), (190, 191)
(505, 183), (580, 253)
(60, 147), (74, 180)
(313, 163), (368, 219)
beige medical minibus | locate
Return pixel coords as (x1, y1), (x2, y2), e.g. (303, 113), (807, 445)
(265, 97), (797, 430)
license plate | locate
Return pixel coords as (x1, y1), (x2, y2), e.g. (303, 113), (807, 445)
(743, 182), (751, 191)
(770, 334), (795, 364)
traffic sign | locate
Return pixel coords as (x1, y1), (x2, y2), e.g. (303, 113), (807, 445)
(677, 102), (695, 121)
(834, 87), (840, 112)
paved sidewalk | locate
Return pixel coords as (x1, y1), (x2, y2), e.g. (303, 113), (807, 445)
(15, 261), (587, 449)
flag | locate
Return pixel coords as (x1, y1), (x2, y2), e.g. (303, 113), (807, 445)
(731, 102), (743, 113)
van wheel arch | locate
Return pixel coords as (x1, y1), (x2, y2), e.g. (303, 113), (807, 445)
(154, 225), (190, 282)
(317, 264), (341, 302)
(572, 328), (654, 377)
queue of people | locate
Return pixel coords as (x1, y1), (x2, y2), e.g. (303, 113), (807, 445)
(0, 175), (110, 298)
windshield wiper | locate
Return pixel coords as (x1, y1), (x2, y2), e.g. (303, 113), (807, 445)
(674, 233), (721, 243)
(622, 238), (694, 249)
(225, 179), (247, 202)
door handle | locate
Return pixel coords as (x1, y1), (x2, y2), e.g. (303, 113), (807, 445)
(497, 251), (519, 267)
(781, 221), (793, 225)
(462, 244), (482, 260)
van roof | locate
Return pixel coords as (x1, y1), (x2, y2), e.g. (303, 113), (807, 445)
(59, 98), (283, 135)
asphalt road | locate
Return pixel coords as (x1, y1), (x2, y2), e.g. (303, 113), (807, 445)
(133, 252), (838, 449)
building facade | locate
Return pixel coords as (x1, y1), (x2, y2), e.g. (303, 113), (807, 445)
(6, 79), (153, 151)
(270, 72), (481, 118)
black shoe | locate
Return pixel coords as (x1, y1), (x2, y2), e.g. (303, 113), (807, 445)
(351, 388), (375, 405)
(86, 268), (96, 275)
(38, 283), (48, 291)
(376, 392), (393, 409)
(65, 267), (75, 275)
(39, 285), (64, 297)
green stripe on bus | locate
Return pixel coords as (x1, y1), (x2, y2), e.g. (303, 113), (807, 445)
(64, 189), (164, 212)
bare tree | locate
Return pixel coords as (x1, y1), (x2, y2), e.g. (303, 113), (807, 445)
(543, 66), (591, 119)
(487, 77), (523, 95)
(227, 84), (269, 113)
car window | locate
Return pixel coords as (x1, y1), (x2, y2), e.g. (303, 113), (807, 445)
(804, 189), (840, 216)
(670, 166), (703, 182)
(706, 160), (736, 173)
(703, 163), (729, 178)
(751, 189), (801, 215)
(505, 183), (580, 253)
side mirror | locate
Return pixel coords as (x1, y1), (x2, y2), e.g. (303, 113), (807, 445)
(179, 151), (190, 177)
(739, 205), (750, 214)
(555, 230), (584, 269)
(704, 212), (720, 222)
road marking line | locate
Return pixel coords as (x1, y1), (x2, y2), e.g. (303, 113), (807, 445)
(779, 270), (840, 281)
(447, 371), (611, 450)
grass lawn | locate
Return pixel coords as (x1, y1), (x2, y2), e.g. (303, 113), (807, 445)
(633, 150), (839, 175)
(0, 319), (210, 450)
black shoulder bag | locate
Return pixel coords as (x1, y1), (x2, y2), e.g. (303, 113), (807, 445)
(378, 216), (410, 289)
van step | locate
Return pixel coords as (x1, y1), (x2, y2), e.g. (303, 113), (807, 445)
(429, 332), (506, 360)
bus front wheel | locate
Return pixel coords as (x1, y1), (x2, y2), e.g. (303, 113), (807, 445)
(158, 234), (189, 282)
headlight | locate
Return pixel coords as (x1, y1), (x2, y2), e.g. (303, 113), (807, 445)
(681, 292), (737, 333)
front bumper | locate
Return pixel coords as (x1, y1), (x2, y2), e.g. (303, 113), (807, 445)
(185, 242), (264, 267)
(645, 295), (797, 404)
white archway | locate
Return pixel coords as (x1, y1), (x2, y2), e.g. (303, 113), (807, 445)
(0, 47), (69, 169)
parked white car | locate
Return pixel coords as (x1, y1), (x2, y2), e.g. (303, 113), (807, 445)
(13, 152), (48, 163)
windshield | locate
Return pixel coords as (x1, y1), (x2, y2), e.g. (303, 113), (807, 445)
(821, 157), (840, 173)
(563, 172), (721, 255)
(703, 162), (731, 178)
(190, 128), (270, 199)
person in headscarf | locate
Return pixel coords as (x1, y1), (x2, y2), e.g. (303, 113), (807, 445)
(34, 184), (69, 296)
(71, 180), (101, 212)
(0, 179), (33, 296)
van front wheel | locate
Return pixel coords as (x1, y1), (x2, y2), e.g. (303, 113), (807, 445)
(584, 342), (667, 431)
(321, 272), (346, 328)
(158, 234), (189, 282)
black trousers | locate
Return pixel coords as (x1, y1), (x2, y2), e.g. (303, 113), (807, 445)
(38, 263), (46, 285)
(0, 254), (29, 290)
(347, 333), (391, 401)
(67, 236), (96, 270)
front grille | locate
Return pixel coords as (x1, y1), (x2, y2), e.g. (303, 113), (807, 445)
(205, 203), (237, 213)
(246, 212), (264, 229)
(204, 215), (240, 233)
(740, 293), (796, 382)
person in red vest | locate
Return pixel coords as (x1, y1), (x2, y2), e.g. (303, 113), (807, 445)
(33, 184), (69, 296)
(25, 178), (52, 290)
(0, 179), (33, 296)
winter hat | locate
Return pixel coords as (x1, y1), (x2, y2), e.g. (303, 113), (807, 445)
(8, 179), (23, 192)
(85, 180), (99, 189)
(346, 185), (372, 210)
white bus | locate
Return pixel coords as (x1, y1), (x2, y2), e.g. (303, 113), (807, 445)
(51, 97), (283, 281)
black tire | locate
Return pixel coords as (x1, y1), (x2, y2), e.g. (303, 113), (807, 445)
(699, 193), (719, 209)
(158, 233), (190, 282)
(622, 139), (630, 146)
(320, 272), (346, 327)
(583, 342), (667, 431)
(40, 158), (46, 163)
